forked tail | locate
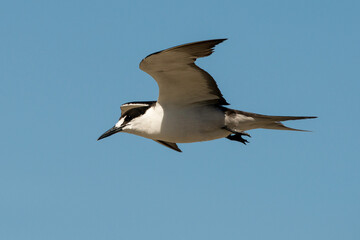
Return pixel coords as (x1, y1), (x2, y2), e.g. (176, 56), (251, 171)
(225, 109), (317, 132)
(255, 115), (317, 131)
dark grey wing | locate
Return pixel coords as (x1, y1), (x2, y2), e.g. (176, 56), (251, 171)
(139, 39), (229, 106)
(153, 140), (182, 152)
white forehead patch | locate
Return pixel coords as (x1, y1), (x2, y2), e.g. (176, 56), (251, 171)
(115, 118), (125, 128)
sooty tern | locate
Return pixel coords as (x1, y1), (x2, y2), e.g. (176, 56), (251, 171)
(98, 39), (316, 152)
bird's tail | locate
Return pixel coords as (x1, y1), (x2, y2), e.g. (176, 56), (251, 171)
(255, 115), (317, 131)
(227, 109), (317, 132)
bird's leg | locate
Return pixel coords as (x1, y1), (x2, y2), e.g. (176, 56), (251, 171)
(222, 127), (251, 145)
(226, 133), (250, 144)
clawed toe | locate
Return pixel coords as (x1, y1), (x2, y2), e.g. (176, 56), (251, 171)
(241, 132), (251, 137)
(226, 132), (250, 145)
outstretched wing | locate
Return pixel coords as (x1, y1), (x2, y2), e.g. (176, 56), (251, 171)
(139, 39), (229, 106)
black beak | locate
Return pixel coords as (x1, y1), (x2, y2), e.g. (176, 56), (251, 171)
(97, 126), (122, 141)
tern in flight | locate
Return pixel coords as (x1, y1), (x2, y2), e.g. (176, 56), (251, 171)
(98, 39), (316, 152)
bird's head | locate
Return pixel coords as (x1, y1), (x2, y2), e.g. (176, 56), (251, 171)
(97, 105), (150, 141)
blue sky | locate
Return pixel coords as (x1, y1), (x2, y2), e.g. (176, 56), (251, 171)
(1, 0), (359, 239)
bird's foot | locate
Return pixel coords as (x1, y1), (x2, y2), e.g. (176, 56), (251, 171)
(226, 132), (251, 145)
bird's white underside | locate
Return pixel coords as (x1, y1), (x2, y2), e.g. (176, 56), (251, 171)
(119, 103), (231, 143)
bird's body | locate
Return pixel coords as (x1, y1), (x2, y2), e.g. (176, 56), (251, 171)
(98, 39), (316, 152)
(121, 102), (228, 143)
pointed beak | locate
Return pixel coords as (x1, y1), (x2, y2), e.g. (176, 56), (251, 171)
(97, 126), (122, 141)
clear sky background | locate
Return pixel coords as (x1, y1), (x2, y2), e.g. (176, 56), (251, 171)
(1, 0), (359, 239)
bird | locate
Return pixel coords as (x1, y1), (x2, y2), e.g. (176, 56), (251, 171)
(98, 39), (316, 152)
